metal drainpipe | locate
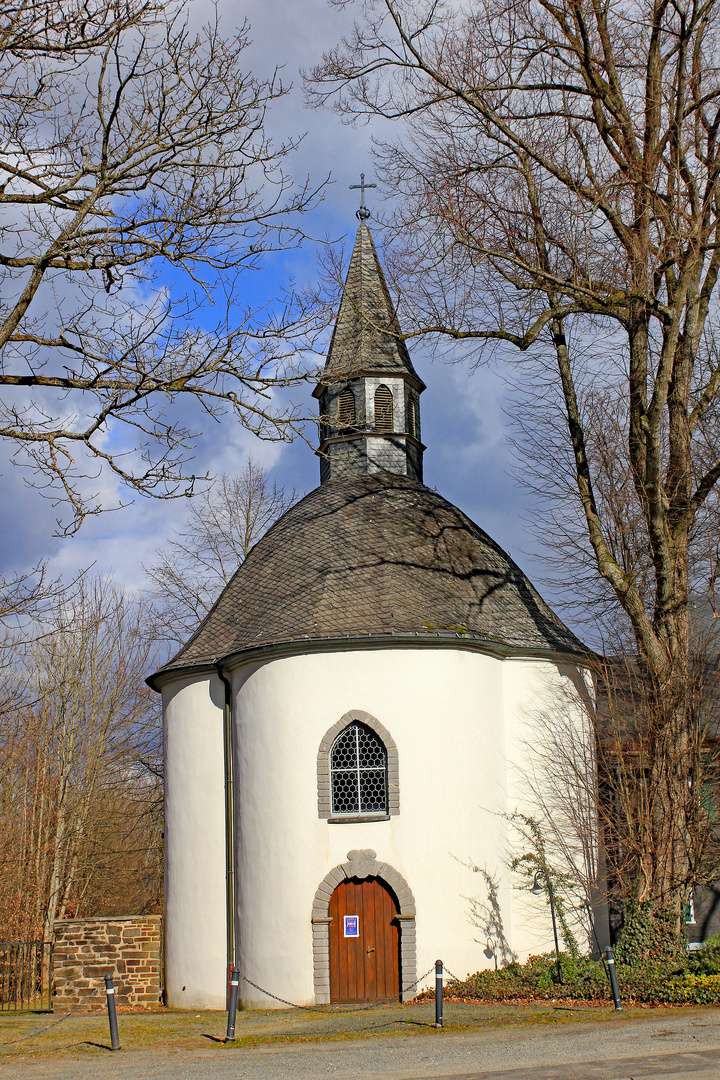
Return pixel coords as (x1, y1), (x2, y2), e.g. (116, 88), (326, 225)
(217, 666), (235, 973)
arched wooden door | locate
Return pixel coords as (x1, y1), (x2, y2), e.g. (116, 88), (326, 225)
(329, 877), (400, 1003)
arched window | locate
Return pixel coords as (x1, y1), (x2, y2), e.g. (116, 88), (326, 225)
(317, 710), (399, 820)
(374, 385), (393, 432)
(407, 396), (417, 438)
(330, 722), (388, 815)
(338, 387), (356, 430)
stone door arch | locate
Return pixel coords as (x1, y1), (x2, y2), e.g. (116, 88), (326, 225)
(311, 849), (416, 1004)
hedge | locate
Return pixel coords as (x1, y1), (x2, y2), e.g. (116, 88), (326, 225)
(436, 941), (720, 1006)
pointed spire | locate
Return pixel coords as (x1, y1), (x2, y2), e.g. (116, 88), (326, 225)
(315, 223), (426, 486)
(321, 224), (423, 386)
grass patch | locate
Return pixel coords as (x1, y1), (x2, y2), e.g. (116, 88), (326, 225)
(1, 993), (707, 1062)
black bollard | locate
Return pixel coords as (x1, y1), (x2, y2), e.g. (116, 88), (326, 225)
(604, 946), (622, 1011)
(103, 973), (121, 1051)
(435, 959), (444, 1028)
(226, 966), (240, 1040)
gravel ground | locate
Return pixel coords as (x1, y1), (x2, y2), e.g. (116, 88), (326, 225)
(1, 1003), (720, 1079)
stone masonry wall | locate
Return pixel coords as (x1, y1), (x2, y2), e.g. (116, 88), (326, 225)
(53, 916), (162, 1009)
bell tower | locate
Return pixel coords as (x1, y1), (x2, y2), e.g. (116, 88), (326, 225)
(314, 210), (426, 485)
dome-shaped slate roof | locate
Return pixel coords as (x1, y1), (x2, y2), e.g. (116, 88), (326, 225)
(151, 473), (586, 684)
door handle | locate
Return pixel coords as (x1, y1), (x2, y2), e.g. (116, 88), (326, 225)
(366, 946), (375, 955)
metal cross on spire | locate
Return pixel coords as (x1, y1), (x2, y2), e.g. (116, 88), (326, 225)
(350, 173), (376, 221)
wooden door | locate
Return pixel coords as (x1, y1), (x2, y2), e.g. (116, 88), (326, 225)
(329, 877), (400, 1003)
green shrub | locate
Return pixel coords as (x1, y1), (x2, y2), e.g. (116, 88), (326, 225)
(440, 947), (720, 1006)
(687, 936), (720, 976)
(613, 900), (686, 967)
(663, 973), (720, 1004)
(442, 952), (608, 1003)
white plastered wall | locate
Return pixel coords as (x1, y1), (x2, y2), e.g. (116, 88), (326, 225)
(229, 647), (591, 1009)
(163, 673), (227, 1008)
(502, 659), (603, 958)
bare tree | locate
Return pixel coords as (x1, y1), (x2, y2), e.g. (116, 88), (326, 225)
(144, 457), (296, 649)
(0, 565), (48, 631)
(513, 687), (602, 937)
(594, 641), (720, 948)
(0, 576), (161, 940)
(310, 0), (720, 931)
(2, 1), (156, 55)
(0, 0), (324, 534)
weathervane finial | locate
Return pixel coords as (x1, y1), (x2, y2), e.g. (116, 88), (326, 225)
(349, 172), (376, 221)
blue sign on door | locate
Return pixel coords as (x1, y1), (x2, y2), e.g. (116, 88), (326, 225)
(343, 915), (359, 938)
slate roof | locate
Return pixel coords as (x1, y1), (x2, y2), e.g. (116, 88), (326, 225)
(150, 473), (586, 684)
(320, 225), (424, 385)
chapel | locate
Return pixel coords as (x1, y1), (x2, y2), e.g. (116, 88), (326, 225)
(149, 213), (597, 1010)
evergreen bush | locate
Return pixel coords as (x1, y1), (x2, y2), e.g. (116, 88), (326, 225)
(687, 936), (720, 976)
(613, 900), (687, 967)
(438, 945), (720, 1005)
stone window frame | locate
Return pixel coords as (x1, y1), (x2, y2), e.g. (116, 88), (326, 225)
(311, 849), (417, 1004)
(317, 709), (399, 821)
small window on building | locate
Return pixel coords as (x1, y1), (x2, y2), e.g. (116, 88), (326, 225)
(330, 722), (388, 815)
(374, 385), (393, 432)
(408, 396), (417, 438)
(338, 388), (356, 430)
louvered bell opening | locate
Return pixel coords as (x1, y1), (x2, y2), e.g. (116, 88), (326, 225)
(338, 388), (356, 431)
(374, 385), (394, 432)
(408, 397), (417, 438)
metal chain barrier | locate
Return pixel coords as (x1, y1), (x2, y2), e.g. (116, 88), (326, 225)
(0, 988), (99, 1050)
(444, 956), (610, 1002)
(439, 957), (619, 1006)
(345, 966), (436, 1011)
(239, 966), (435, 1013)
(238, 974), (323, 1012)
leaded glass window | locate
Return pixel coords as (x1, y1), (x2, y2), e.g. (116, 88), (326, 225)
(330, 722), (388, 815)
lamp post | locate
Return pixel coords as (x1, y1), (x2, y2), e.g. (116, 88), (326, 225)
(531, 870), (563, 985)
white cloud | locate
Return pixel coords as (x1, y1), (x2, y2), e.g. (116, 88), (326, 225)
(2, 0), (568, 627)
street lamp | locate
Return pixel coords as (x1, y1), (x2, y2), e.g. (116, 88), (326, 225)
(531, 870), (564, 985)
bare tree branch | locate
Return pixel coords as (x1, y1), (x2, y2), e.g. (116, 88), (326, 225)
(1, 0), (327, 534)
(143, 457), (296, 650)
(310, 0), (720, 921)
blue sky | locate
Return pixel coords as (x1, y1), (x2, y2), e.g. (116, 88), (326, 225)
(1, 0), (563, 629)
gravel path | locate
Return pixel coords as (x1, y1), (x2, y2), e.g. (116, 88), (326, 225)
(2, 1005), (720, 1079)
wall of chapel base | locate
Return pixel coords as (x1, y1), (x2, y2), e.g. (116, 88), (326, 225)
(163, 674), (227, 1009)
(502, 659), (604, 960)
(161, 648), (600, 1010)
(229, 647), (594, 1009)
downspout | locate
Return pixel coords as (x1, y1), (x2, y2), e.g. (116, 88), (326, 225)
(217, 665), (235, 973)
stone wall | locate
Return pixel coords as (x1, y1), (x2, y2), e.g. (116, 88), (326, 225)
(53, 916), (162, 1009)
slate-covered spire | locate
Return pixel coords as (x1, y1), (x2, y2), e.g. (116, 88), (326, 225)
(314, 224), (425, 485)
(322, 224), (421, 384)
